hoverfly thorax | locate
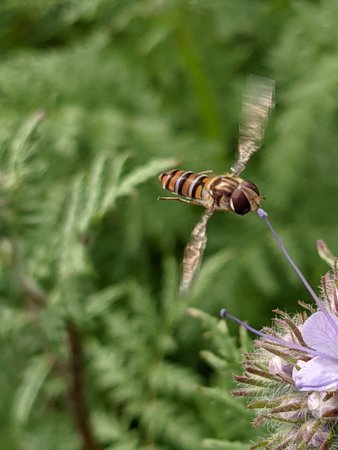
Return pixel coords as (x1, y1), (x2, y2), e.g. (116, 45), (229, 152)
(209, 177), (261, 216)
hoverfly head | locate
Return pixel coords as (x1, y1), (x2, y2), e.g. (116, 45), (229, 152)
(230, 180), (262, 215)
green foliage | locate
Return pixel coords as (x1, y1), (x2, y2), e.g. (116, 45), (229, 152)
(187, 307), (263, 448)
(0, 0), (338, 449)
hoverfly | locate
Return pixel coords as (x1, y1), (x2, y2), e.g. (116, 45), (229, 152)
(159, 76), (275, 294)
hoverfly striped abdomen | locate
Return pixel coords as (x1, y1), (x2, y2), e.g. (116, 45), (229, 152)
(159, 170), (211, 201)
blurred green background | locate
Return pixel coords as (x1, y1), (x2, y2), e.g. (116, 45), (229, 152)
(1, 1), (338, 449)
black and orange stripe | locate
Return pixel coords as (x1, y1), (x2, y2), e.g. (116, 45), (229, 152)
(159, 170), (214, 200)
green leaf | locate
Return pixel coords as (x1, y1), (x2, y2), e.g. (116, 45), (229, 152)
(12, 356), (52, 425)
(117, 157), (177, 197)
(8, 109), (46, 180)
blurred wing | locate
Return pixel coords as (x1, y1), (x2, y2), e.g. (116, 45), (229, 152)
(180, 207), (214, 295)
(231, 76), (275, 175)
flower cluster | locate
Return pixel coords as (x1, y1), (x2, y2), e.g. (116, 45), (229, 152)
(222, 209), (338, 449)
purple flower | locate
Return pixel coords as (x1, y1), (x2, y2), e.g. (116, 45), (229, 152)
(293, 311), (338, 391)
(220, 209), (338, 449)
(301, 422), (331, 448)
(269, 353), (293, 378)
(308, 392), (338, 418)
(221, 274), (338, 448)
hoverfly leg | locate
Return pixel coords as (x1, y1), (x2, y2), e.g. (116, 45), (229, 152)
(158, 196), (203, 206)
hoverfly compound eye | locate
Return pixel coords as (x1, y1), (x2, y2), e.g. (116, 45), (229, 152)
(230, 189), (251, 215)
(241, 180), (260, 196)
